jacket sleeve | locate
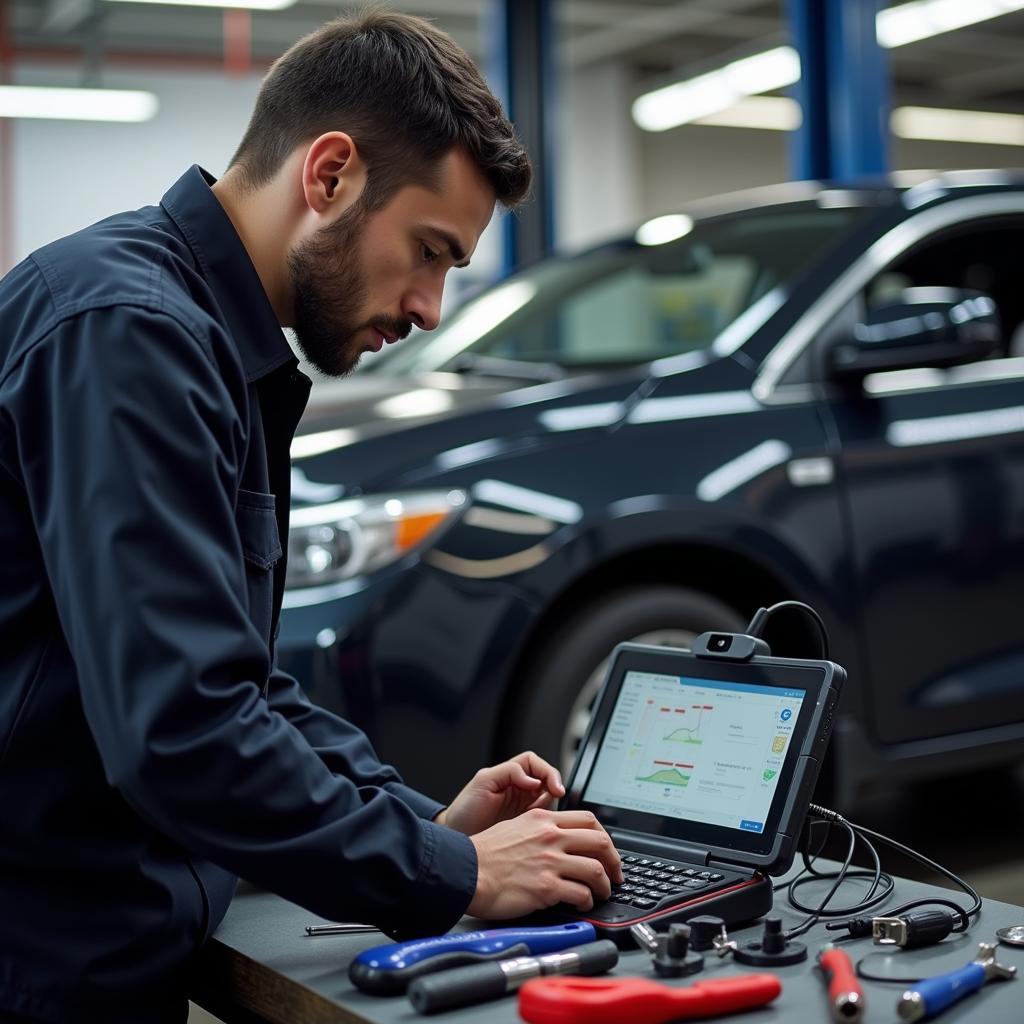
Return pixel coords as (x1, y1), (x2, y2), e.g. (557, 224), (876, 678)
(9, 304), (476, 937)
(264, 662), (448, 822)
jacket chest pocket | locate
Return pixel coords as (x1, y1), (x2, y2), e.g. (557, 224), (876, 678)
(235, 488), (282, 645)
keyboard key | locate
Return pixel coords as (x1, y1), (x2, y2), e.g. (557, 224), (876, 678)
(683, 878), (707, 889)
(631, 897), (656, 909)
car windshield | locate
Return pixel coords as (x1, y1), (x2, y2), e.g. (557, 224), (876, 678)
(363, 203), (866, 375)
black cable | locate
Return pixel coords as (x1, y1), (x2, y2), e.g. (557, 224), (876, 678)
(779, 812), (858, 938)
(745, 600), (830, 659)
(777, 812), (894, 939)
(740, 603), (980, 947)
(837, 819), (981, 929)
(807, 804), (981, 937)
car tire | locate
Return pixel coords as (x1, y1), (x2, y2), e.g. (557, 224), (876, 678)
(503, 586), (747, 779)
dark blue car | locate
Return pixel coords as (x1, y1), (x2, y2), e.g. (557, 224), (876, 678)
(278, 171), (1024, 805)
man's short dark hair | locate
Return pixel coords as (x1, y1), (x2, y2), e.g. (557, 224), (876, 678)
(229, 7), (532, 209)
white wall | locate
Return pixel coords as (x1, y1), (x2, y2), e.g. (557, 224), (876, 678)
(9, 63), (264, 263)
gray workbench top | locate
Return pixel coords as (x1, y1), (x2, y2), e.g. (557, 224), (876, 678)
(193, 871), (1024, 1024)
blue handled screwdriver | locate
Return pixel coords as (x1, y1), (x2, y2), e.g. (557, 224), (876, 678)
(896, 941), (1016, 1021)
(349, 921), (597, 994)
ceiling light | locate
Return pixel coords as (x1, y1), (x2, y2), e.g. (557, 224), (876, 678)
(632, 46), (800, 132)
(892, 106), (1024, 145)
(694, 95), (801, 131)
(677, 95), (1024, 148)
(104, 0), (296, 8)
(877, 0), (1024, 48)
(634, 0), (1024, 133)
(0, 85), (157, 122)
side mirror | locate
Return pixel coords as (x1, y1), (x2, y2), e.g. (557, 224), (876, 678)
(827, 287), (1000, 381)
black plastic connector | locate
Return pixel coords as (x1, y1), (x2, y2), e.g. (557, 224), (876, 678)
(691, 631), (772, 662)
(873, 910), (956, 949)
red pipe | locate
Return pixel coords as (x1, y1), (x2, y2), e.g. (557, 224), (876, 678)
(9, 45), (273, 72)
(223, 9), (252, 77)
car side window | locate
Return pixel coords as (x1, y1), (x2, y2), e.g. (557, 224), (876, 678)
(476, 252), (760, 366)
(865, 216), (1024, 361)
(793, 214), (1024, 389)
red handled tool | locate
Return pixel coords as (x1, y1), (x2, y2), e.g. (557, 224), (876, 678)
(518, 974), (781, 1024)
(818, 944), (865, 1022)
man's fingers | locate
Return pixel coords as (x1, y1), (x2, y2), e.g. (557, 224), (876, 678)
(547, 810), (605, 830)
(561, 853), (613, 903)
(516, 751), (565, 797)
(509, 761), (543, 790)
(550, 816), (623, 883)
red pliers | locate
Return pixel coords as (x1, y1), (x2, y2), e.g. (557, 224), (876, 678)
(519, 973), (781, 1024)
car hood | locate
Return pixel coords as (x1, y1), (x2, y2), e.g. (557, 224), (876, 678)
(288, 365), (662, 501)
(295, 371), (527, 438)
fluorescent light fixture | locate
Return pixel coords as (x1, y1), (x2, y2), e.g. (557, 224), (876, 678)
(893, 105), (1024, 145)
(0, 85), (157, 122)
(634, 0), (1024, 134)
(668, 93), (1024, 147)
(635, 213), (694, 246)
(695, 95), (801, 131)
(632, 46), (799, 132)
(105, 0), (296, 8)
(877, 0), (1024, 48)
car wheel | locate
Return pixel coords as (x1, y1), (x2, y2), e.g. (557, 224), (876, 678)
(504, 586), (747, 779)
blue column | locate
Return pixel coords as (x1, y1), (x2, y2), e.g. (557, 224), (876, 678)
(488, 0), (556, 276)
(787, 0), (889, 182)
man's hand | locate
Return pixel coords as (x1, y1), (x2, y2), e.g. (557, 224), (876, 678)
(466, 808), (623, 918)
(436, 751), (565, 836)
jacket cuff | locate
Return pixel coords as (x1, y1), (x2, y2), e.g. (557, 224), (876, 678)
(383, 781), (446, 822)
(385, 819), (477, 940)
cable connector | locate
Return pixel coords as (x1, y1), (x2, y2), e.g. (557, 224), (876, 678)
(808, 803), (848, 825)
(873, 910), (955, 949)
(825, 917), (874, 940)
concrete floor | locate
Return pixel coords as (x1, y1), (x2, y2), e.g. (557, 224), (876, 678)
(187, 764), (1024, 1023)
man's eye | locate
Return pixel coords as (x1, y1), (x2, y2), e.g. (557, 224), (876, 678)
(421, 244), (440, 264)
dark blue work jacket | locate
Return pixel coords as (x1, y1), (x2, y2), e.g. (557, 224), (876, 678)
(0, 166), (476, 1023)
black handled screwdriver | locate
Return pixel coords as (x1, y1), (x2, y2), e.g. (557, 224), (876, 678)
(407, 939), (619, 1014)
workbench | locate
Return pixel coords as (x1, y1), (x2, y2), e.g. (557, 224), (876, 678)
(190, 870), (1024, 1024)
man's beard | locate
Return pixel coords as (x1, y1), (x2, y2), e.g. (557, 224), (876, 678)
(287, 203), (409, 378)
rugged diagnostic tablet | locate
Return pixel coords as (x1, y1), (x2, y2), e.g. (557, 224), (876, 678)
(557, 632), (845, 936)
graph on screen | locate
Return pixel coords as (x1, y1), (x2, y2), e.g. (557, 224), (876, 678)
(583, 670), (806, 832)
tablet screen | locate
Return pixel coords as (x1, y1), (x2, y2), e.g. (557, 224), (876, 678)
(582, 670), (807, 834)
(568, 645), (833, 860)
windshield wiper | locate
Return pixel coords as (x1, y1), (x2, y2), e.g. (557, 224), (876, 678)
(446, 352), (566, 382)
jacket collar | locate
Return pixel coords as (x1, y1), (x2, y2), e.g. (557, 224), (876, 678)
(161, 165), (295, 383)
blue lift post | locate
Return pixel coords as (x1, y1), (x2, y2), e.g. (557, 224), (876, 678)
(787, 0), (889, 183)
(489, 0), (556, 276)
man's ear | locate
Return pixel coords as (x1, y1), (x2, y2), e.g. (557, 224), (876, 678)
(300, 131), (367, 217)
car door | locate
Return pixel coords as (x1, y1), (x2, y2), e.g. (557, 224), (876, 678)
(816, 211), (1024, 746)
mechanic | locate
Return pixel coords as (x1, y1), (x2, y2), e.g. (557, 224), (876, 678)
(0, 11), (621, 1023)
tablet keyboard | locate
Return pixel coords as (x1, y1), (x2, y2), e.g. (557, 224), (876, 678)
(586, 849), (746, 925)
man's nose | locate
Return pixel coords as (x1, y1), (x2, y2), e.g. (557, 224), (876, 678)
(404, 285), (442, 332)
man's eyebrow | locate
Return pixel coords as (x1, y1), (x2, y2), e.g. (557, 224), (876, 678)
(426, 226), (471, 268)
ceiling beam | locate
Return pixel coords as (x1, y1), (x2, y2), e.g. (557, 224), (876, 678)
(563, 0), (769, 68)
(41, 0), (94, 32)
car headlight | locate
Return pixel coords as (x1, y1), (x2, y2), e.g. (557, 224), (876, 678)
(285, 489), (467, 589)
